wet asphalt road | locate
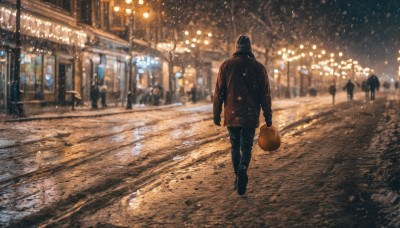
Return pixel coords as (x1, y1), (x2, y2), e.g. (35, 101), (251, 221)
(0, 92), (398, 227)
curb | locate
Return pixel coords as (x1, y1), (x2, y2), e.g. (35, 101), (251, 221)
(2, 103), (182, 123)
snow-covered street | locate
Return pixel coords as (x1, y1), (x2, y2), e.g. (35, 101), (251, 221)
(1, 91), (400, 227)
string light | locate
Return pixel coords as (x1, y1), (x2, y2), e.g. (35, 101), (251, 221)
(0, 7), (86, 48)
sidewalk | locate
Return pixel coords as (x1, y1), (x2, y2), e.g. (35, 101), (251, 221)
(0, 91), (364, 123)
(0, 103), (183, 122)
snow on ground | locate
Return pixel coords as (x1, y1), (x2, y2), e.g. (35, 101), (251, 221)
(368, 94), (400, 227)
(1, 91), (399, 227)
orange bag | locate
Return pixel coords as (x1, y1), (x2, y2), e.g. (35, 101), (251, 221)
(258, 125), (281, 151)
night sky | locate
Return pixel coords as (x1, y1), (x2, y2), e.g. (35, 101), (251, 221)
(186, 0), (400, 78)
(317, 0), (400, 78)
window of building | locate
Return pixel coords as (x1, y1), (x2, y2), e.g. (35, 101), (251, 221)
(80, 0), (92, 25)
(20, 53), (42, 93)
(44, 55), (55, 93)
(42, 0), (71, 12)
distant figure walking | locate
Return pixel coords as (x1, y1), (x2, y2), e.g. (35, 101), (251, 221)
(152, 85), (161, 106)
(361, 80), (369, 100)
(213, 35), (272, 195)
(343, 79), (355, 101)
(395, 81), (399, 91)
(190, 85), (197, 103)
(100, 84), (107, 108)
(328, 84), (336, 104)
(90, 75), (100, 109)
(367, 74), (380, 101)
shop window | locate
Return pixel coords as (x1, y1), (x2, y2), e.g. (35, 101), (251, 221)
(20, 53), (40, 92)
(44, 55), (55, 93)
(35, 55), (43, 90)
(0, 50), (7, 110)
(113, 61), (119, 92)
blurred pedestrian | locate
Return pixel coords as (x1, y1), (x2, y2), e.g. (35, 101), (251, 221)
(367, 74), (380, 100)
(383, 81), (390, 90)
(213, 35), (272, 195)
(395, 81), (399, 90)
(90, 74), (99, 109)
(329, 84), (336, 104)
(343, 79), (355, 101)
(309, 88), (317, 97)
(191, 85), (197, 103)
(152, 85), (161, 106)
(100, 83), (107, 108)
(361, 80), (369, 99)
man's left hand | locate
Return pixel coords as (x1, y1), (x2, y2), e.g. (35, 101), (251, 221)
(213, 115), (221, 126)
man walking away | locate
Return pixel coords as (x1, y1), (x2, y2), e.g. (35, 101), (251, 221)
(328, 84), (336, 104)
(343, 79), (355, 101)
(213, 35), (272, 195)
(367, 74), (380, 101)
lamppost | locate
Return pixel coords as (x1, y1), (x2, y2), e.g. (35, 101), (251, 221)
(277, 48), (297, 98)
(11, 0), (24, 117)
(113, 0), (146, 109)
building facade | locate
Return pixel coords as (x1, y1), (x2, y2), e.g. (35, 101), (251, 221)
(0, 0), (221, 114)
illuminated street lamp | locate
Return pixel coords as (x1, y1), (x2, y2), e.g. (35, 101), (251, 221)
(143, 11), (149, 18)
(113, 0), (148, 109)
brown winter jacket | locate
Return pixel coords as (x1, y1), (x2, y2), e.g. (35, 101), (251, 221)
(213, 54), (272, 128)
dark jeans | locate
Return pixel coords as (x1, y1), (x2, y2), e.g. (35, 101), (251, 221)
(370, 88), (375, 100)
(347, 91), (353, 100)
(227, 127), (256, 175)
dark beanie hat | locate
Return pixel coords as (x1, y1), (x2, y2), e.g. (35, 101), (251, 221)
(236, 35), (252, 53)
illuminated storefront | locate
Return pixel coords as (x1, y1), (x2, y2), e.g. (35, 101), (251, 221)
(0, 49), (9, 112)
(0, 3), (86, 107)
